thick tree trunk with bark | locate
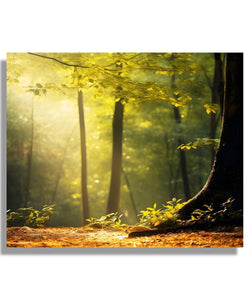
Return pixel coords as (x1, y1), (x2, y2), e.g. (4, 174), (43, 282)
(178, 53), (243, 219)
(214, 53), (225, 115)
(106, 99), (124, 213)
(78, 90), (90, 224)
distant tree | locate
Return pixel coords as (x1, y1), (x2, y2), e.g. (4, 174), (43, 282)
(107, 52), (212, 211)
(24, 84), (47, 207)
(23, 97), (34, 207)
(26, 53), (91, 224)
(202, 53), (225, 165)
(77, 89), (90, 224)
(106, 98), (124, 213)
(106, 60), (125, 214)
(171, 73), (191, 200)
(178, 53), (243, 219)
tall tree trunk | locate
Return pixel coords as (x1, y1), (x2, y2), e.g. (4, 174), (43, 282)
(78, 90), (90, 224)
(17, 137), (25, 206)
(24, 97), (34, 207)
(171, 75), (191, 200)
(210, 53), (224, 165)
(106, 99), (124, 213)
(164, 133), (181, 198)
(164, 133), (175, 199)
(178, 53), (243, 219)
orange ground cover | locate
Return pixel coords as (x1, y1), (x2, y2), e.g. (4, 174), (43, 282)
(6, 226), (243, 248)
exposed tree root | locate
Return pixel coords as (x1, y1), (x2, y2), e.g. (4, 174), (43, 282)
(128, 211), (243, 238)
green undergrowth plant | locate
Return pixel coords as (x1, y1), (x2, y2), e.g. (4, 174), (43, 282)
(85, 212), (126, 230)
(136, 197), (243, 230)
(190, 197), (243, 225)
(7, 204), (56, 227)
(137, 198), (186, 227)
(178, 138), (219, 151)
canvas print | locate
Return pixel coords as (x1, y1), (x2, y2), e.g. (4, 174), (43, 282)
(6, 53), (243, 247)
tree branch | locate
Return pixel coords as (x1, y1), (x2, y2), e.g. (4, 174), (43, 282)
(28, 52), (91, 69)
(28, 52), (169, 73)
(102, 53), (144, 68)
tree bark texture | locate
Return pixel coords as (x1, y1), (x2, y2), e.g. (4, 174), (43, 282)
(106, 99), (124, 213)
(210, 53), (224, 165)
(78, 90), (90, 224)
(178, 53), (243, 219)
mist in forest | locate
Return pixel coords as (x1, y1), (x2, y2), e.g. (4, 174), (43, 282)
(7, 53), (221, 226)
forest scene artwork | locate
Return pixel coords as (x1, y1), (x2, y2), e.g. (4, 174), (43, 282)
(6, 53), (243, 248)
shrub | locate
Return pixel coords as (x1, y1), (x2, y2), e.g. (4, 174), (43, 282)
(137, 198), (186, 227)
(86, 212), (125, 230)
(7, 204), (55, 227)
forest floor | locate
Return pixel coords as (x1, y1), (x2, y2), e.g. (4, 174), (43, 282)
(6, 226), (243, 248)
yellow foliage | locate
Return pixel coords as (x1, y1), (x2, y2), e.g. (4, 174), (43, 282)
(204, 103), (219, 114)
(165, 211), (172, 219)
(71, 193), (81, 199)
(140, 121), (152, 128)
(154, 221), (161, 226)
(156, 71), (167, 75)
(123, 185), (129, 193)
(78, 87), (87, 93)
(151, 216), (158, 224)
(71, 178), (80, 186)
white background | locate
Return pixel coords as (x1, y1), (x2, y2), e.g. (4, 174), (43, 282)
(0, 1), (249, 299)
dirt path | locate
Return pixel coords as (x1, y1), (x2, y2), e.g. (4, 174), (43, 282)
(6, 226), (243, 248)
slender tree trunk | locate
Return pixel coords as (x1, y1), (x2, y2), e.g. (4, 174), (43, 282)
(106, 99), (124, 213)
(178, 136), (191, 200)
(171, 75), (191, 200)
(164, 133), (181, 198)
(78, 90), (90, 224)
(210, 53), (224, 165)
(17, 137), (25, 206)
(178, 53), (243, 219)
(24, 97), (34, 207)
(122, 168), (137, 218)
(164, 133), (174, 198)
